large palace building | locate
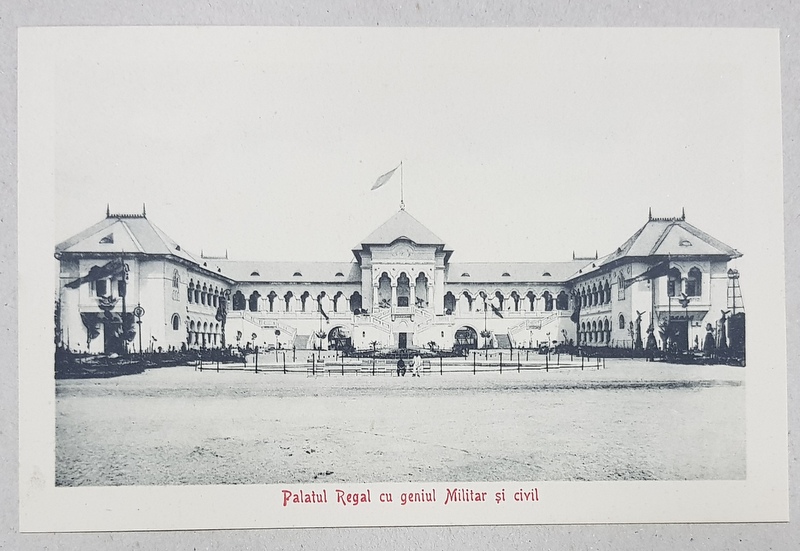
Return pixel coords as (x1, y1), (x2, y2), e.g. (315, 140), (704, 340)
(55, 206), (744, 355)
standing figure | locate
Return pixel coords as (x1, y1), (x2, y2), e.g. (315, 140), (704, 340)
(634, 311), (645, 351)
(718, 310), (731, 352)
(703, 322), (716, 360)
(396, 357), (406, 377)
(645, 325), (658, 361)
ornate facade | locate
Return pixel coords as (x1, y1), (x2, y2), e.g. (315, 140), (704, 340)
(55, 207), (744, 355)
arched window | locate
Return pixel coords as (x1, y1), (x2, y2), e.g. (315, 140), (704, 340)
(201, 284), (208, 305)
(248, 291), (261, 312)
(604, 281), (611, 304)
(349, 291), (362, 313)
(617, 274), (626, 300)
(332, 291), (343, 312)
(667, 268), (682, 297)
(526, 291), (536, 311)
(267, 291), (278, 312)
(604, 319), (611, 343)
(232, 290), (245, 311)
(542, 291), (553, 311)
(581, 288), (587, 308)
(172, 270), (180, 289)
(171, 313), (180, 331)
(510, 291), (520, 311)
(284, 291), (294, 312)
(556, 291), (569, 310)
(396, 273), (410, 307)
(591, 284), (598, 306)
(443, 291), (456, 313)
(494, 291), (504, 311)
(250, 271), (260, 277)
(462, 291), (474, 311)
(300, 291), (310, 312)
(686, 267), (702, 297)
(188, 281), (194, 303)
(619, 314), (625, 329)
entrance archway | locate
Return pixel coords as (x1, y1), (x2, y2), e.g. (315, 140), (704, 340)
(328, 326), (351, 350)
(454, 326), (478, 354)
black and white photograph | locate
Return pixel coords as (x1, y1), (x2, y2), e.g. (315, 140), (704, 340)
(17, 26), (787, 531)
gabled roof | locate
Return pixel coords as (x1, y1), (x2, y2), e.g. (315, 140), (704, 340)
(213, 261), (362, 283)
(55, 213), (230, 278)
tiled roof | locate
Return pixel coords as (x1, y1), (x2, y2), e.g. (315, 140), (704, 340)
(55, 215), (230, 277)
(571, 217), (742, 279)
(358, 209), (446, 246)
(602, 218), (740, 264)
(446, 261), (590, 284)
(213, 261), (362, 283)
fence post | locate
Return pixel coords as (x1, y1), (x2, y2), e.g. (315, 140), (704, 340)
(526, 349), (529, 361)
(603, 356), (606, 369)
(312, 355), (315, 376)
(499, 352), (503, 374)
(557, 352), (560, 366)
(341, 356), (344, 376)
(581, 353), (584, 370)
(440, 356), (443, 376)
(372, 355), (375, 376)
(473, 352), (476, 375)
(517, 355), (520, 373)
(255, 348), (259, 373)
(216, 359), (219, 373)
(283, 352), (286, 374)
(545, 353), (549, 372)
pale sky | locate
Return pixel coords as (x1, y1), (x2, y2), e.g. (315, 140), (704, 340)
(46, 27), (782, 279)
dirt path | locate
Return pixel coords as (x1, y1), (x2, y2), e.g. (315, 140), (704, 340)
(56, 360), (745, 486)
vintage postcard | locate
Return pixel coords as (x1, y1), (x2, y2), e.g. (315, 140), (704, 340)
(18, 26), (787, 531)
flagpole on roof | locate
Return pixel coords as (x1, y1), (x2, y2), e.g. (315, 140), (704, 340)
(400, 161), (405, 211)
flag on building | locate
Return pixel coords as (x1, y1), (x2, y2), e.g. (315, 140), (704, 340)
(624, 260), (671, 289)
(65, 257), (126, 289)
(318, 301), (329, 321)
(491, 304), (504, 318)
(371, 165), (400, 190)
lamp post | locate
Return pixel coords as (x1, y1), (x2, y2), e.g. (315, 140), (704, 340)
(133, 304), (145, 354)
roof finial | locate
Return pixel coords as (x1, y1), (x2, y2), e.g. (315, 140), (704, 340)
(572, 250), (575, 260)
(648, 207), (652, 221)
(595, 250), (598, 260)
(681, 207), (685, 220)
(142, 203), (147, 217)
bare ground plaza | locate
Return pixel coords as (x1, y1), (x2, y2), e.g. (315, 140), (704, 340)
(55, 357), (745, 486)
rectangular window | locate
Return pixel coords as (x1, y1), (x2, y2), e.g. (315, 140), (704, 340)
(95, 279), (107, 296)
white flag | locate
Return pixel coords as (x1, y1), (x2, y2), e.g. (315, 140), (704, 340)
(371, 165), (399, 190)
